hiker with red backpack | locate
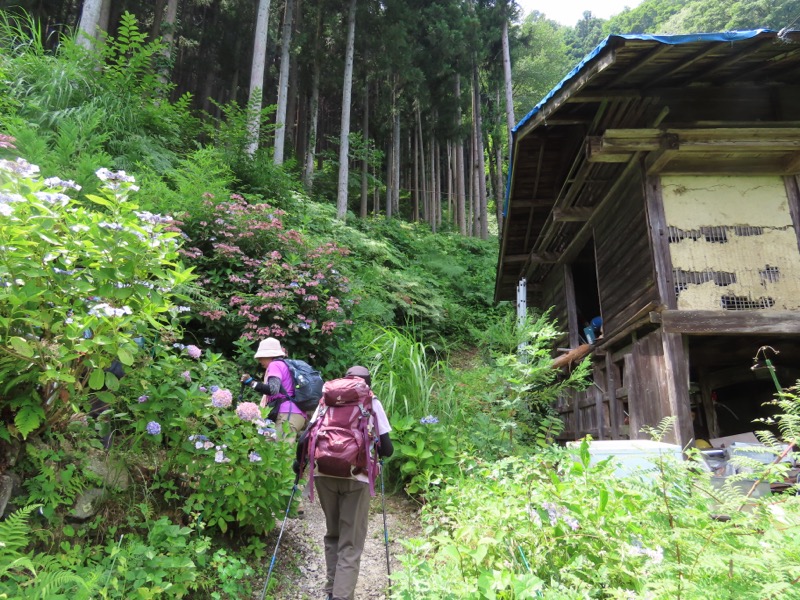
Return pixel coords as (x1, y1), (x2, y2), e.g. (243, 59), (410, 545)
(241, 337), (307, 441)
(294, 365), (393, 600)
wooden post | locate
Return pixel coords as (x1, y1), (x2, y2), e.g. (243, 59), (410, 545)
(660, 331), (694, 448)
(606, 352), (620, 439)
(644, 175), (676, 309)
(594, 359), (606, 440)
(784, 175), (800, 255)
(564, 265), (580, 348)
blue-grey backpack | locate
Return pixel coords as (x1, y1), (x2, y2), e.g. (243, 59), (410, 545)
(279, 358), (324, 412)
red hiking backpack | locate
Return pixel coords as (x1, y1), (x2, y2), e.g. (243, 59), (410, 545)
(305, 375), (380, 499)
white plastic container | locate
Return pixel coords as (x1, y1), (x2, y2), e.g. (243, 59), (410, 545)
(567, 439), (683, 478)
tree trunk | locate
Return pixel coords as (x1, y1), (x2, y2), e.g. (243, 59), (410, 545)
(430, 136), (437, 232)
(501, 16), (515, 142)
(151, 0), (167, 39)
(336, 0), (357, 220)
(385, 139), (393, 219)
(473, 58), (488, 239)
(446, 140), (453, 228)
(246, 0), (272, 157)
(360, 81), (370, 218)
(274, 0), (294, 165)
(415, 102), (427, 222)
(287, 0), (302, 154)
(158, 0), (179, 87)
(392, 99), (401, 218)
(303, 11), (322, 189)
(77, 0), (103, 48)
(495, 135), (504, 233)
(455, 74), (466, 235)
(98, 0), (112, 36)
(412, 123), (419, 222)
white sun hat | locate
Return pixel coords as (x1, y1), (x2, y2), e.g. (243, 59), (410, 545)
(253, 337), (285, 359)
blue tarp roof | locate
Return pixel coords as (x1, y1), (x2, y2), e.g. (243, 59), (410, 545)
(503, 30), (773, 217)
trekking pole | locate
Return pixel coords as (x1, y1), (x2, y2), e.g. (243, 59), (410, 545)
(236, 381), (246, 408)
(260, 476), (299, 600)
(380, 460), (391, 580)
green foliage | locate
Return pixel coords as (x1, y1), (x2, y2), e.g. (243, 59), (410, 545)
(364, 326), (440, 419)
(512, 13), (572, 117)
(136, 147), (236, 216)
(0, 10), (198, 183)
(0, 159), (193, 442)
(0, 504), (94, 599)
(21, 439), (87, 520)
(120, 344), (296, 535)
(390, 415), (461, 497)
(80, 515), (211, 599)
(393, 431), (800, 599)
(483, 311), (590, 447)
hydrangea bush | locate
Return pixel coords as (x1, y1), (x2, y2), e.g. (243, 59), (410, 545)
(177, 194), (357, 363)
(128, 346), (294, 535)
(0, 157), (194, 441)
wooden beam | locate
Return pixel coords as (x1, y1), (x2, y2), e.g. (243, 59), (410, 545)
(661, 331), (693, 448)
(644, 176), (677, 309)
(553, 207), (594, 222)
(646, 44), (724, 87)
(660, 310), (800, 335)
(589, 128), (800, 163)
(696, 37), (771, 81)
(513, 198), (553, 209)
(543, 119), (591, 125)
(558, 155), (643, 266)
(784, 153), (800, 175)
(596, 301), (660, 352)
(607, 44), (674, 88)
(785, 176), (800, 255)
(503, 254), (530, 263)
(529, 252), (559, 264)
(516, 50), (616, 139)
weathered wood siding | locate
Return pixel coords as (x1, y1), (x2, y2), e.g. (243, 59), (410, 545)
(540, 266), (568, 331)
(625, 328), (690, 445)
(594, 168), (658, 336)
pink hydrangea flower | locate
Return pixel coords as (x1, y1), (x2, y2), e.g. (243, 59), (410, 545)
(181, 370), (191, 382)
(211, 388), (233, 408)
(186, 345), (202, 359)
(235, 401), (261, 422)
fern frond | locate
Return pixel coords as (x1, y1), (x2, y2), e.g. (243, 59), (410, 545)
(0, 504), (40, 555)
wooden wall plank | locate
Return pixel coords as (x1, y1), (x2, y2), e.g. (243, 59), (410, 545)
(606, 353), (621, 439)
(660, 310), (800, 335)
(661, 332), (693, 447)
(564, 265), (580, 348)
(785, 175), (800, 255)
(594, 166), (659, 334)
(644, 175), (676, 309)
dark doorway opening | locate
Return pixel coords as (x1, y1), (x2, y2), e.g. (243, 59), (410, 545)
(571, 237), (602, 343)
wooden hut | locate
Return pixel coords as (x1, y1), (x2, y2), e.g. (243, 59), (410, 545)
(495, 30), (800, 447)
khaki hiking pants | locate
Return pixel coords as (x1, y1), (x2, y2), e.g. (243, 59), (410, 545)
(315, 476), (371, 600)
(275, 411), (306, 443)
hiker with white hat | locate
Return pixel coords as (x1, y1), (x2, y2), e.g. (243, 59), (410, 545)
(241, 337), (306, 441)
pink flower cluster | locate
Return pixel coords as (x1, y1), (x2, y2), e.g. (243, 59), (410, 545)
(186, 345), (202, 359)
(211, 388), (233, 408)
(235, 401), (261, 422)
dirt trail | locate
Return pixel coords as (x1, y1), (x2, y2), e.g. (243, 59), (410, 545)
(256, 489), (422, 599)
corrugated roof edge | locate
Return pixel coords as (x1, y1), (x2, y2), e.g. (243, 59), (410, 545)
(501, 29), (773, 219)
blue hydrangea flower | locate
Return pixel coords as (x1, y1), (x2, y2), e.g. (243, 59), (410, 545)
(146, 421), (161, 435)
(420, 415), (439, 425)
